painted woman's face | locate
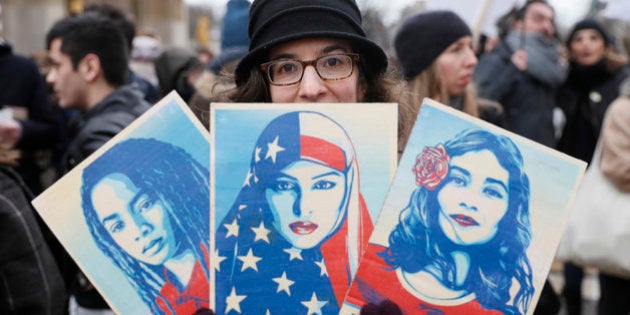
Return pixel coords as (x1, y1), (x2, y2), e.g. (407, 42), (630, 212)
(437, 150), (509, 245)
(436, 36), (477, 97)
(91, 173), (178, 266)
(265, 160), (347, 249)
(570, 29), (607, 66)
(267, 37), (363, 103)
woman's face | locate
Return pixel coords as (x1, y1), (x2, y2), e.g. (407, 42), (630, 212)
(91, 173), (178, 266)
(436, 36), (477, 96)
(265, 160), (347, 249)
(267, 37), (362, 103)
(437, 150), (509, 245)
(570, 29), (607, 66)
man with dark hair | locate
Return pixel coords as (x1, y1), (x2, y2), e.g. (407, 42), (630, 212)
(474, 0), (567, 148)
(46, 13), (150, 171)
(83, 3), (160, 103)
(45, 13), (150, 312)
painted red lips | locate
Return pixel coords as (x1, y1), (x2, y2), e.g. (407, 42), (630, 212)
(289, 221), (318, 235)
(450, 214), (479, 227)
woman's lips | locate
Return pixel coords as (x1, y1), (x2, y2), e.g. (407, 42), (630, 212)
(143, 237), (164, 255)
(289, 221), (318, 235)
(461, 75), (472, 84)
(450, 214), (479, 227)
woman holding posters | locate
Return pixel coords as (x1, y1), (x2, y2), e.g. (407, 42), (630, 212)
(215, 0), (396, 313)
(215, 111), (372, 314)
(346, 129), (535, 314)
(81, 138), (210, 314)
(227, 0), (398, 105)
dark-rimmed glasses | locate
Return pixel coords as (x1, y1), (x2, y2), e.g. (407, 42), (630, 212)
(260, 53), (360, 86)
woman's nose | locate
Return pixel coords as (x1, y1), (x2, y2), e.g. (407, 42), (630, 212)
(292, 190), (314, 218)
(297, 65), (326, 100)
(459, 200), (478, 212)
(464, 47), (478, 68)
(133, 214), (152, 241)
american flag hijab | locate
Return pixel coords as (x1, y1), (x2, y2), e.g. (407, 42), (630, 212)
(215, 111), (373, 314)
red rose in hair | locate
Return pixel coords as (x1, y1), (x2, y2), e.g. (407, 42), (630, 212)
(412, 144), (450, 190)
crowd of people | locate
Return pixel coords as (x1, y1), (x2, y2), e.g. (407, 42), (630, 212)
(0, 0), (629, 314)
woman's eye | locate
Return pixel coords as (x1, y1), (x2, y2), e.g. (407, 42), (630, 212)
(137, 195), (155, 212)
(313, 180), (336, 190)
(273, 181), (295, 191)
(484, 187), (505, 199)
(448, 175), (466, 187)
(109, 221), (124, 233)
(277, 62), (298, 74)
(325, 57), (341, 67)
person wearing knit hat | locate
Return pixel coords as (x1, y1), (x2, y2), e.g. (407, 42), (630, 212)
(227, 0), (400, 106)
(394, 10), (482, 150)
(556, 17), (629, 315)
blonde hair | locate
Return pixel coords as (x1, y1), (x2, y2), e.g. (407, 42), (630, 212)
(397, 63), (479, 151)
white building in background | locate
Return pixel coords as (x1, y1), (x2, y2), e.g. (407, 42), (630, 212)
(0, 0), (192, 56)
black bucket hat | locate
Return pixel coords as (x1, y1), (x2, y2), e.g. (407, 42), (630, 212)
(234, 0), (388, 86)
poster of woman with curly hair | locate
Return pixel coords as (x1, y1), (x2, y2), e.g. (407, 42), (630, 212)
(33, 92), (211, 314)
(342, 98), (586, 315)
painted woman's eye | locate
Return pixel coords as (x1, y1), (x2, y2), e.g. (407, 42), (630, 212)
(484, 186), (506, 199)
(313, 180), (336, 190)
(136, 194), (155, 212)
(109, 220), (125, 233)
(448, 175), (467, 187)
(273, 180), (295, 191)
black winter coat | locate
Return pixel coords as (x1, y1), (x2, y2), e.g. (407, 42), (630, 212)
(556, 61), (629, 164)
(474, 42), (559, 148)
(63, 85), (151, 171)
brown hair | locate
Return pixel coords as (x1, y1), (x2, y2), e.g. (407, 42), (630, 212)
(397, 63), (478, 150)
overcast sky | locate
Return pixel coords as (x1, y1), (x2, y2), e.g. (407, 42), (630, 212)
(193, 0), (628, 37)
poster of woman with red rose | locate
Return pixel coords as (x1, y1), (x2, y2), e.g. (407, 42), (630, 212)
(342, 99), (586, 315)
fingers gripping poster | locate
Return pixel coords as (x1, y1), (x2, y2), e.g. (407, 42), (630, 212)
(210, 103), (397, 315)
(32, 92), (211, 314)
(341, 99), (586, 315)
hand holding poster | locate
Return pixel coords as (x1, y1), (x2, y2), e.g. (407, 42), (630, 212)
(32, 92), (211, 314)
(342, 98), (586, 315)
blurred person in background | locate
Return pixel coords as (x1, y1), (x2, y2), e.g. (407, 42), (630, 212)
(0, 3), (63, 195)
(596, 76), (630, 315)
(154, 46), (203, 104)
(556, 18), (629, 315)
(474, 0), (567, 148)
(393, 10), (482, 151)
(189, 0), (251, 128)
(129, 29), (163, 89)
(84, 3), (160, 104)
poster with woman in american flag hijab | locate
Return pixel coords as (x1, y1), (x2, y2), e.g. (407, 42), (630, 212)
(211, 103), (397, 314)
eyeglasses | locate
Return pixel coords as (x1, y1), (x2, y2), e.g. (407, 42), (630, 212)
(260, 53), (360, 86)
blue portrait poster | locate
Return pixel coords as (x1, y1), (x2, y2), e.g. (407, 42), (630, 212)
(211, 103), (397, 314)
(342, 98), (586, 315)
(32, 92), (211, 314)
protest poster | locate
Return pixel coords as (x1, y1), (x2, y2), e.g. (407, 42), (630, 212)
(341, 98), (586, 315)
(32, 92), (211, 314)
(210, 103), (397, 314)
